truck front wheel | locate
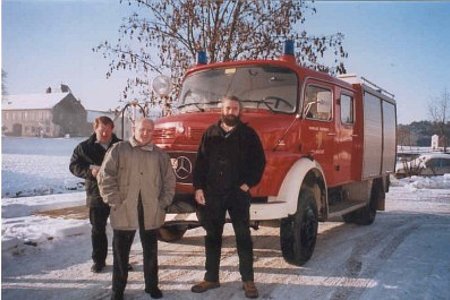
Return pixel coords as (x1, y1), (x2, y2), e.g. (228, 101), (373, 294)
(280, 188), (318, 266)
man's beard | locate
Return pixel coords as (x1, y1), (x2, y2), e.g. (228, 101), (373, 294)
(221, 114), (240, 127)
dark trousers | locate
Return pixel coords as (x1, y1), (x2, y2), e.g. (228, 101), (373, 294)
(111, 200), (159, 296)
(89, 205), (110, 265)
(200, 190), (254, 282)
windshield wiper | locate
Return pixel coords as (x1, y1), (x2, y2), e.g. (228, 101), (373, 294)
(177, 101), (222, 112)
(177, 102), (205, 112)
(240, 99), (275, 113)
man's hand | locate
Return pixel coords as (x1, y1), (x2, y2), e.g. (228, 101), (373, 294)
(240, 183), (250, 192)
(195, 189), (206, 205)
(91, 165), (100, 178)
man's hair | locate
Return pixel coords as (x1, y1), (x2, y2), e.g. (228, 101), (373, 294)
(221, 95), (242, 108)
(93, 116), (114, 129)
(135, 117), (155, 127)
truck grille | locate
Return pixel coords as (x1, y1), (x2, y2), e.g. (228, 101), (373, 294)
(153, 127), (204, 145)
(168, 152), (197, 184)
(154, 128), (176, 139)
(188, 128), (204, 140)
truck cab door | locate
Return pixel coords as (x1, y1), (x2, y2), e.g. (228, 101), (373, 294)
(300, 82), (338, 185)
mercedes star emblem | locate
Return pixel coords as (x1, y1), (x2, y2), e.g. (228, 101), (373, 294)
(171, 156), (193, 180)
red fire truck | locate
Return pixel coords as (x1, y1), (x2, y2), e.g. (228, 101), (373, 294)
(152, 41), (397, 266)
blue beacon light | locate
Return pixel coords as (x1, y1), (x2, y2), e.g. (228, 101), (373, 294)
(197, 51), (207, 65)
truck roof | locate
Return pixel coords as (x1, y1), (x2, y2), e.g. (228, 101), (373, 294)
(185, 58), (355, 91)
(338, 74), (396, 102)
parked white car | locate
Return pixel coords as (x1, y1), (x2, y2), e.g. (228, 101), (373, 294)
(395, 153), (450, 178)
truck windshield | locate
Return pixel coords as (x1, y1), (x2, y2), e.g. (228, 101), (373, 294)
(177, 66), (298, 113)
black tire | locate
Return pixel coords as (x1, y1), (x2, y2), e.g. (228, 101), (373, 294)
(158, 225), (188, 242)
(342, 210), (357, 223)
(280, 188), (318, 266)
(343, 182), (384, 225)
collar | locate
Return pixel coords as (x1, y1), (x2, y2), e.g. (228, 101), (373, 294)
(217, 120), (241, 134)
(128, 136), (154, 151)
(95, 138), (112, 146)
(90, 133), (119, 144)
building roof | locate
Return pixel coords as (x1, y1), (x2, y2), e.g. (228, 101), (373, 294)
(2, 92), (71, 110)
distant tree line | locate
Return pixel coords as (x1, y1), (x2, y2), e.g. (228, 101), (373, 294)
(399, 88), (450, 151)
(398, 120), (450, 148)
(2, 69), (7, 95)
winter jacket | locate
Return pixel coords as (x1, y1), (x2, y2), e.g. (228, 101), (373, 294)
(193, 120), (266, 195)
(69, 133), (120, 207)
(97, 137), (176, 230)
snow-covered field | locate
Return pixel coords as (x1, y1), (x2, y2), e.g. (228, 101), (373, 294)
(2, 137), (85, 198)
(2, 137), (450, 299)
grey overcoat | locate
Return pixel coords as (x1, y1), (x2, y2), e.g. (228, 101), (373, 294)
(98, 137), (176, 230)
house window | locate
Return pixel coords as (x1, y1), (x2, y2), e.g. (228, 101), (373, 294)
(340, 94), (354, 124)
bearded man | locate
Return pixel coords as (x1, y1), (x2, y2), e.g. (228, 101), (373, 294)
(191, 95), (266, 299)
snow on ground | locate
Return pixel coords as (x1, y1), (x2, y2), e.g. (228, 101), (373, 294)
(391, 173), (450, 188)
(2, 175), (449, 259)
(2, 137), (450, 299)
(1, 192), (86, 252)
(1, 137), (85, 198)
(2, 136), (88, 256)
(2, 180), (449, 300)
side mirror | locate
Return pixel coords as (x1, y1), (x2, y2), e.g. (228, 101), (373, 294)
(152, 75), (172, 97)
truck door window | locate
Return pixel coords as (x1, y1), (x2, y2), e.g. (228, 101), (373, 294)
(304, 85), (332, 121)
(340, 94), (354, 124)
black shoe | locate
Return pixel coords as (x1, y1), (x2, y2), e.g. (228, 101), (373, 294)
(145, 287), (163, 299)
(243, 281), (259, 298)
(191, 281), (220, 293)
(110, 290), (123, 300)
(91, 263), (105, 273)
(127, 263), (133, 271)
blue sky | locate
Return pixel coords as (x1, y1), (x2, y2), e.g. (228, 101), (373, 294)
(2, 0), (450, 124)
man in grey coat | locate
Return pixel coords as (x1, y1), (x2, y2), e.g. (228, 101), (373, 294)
(98, 118), (176, 300)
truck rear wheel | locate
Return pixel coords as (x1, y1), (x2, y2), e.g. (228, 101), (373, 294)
(280, 188), (318, 266)
(343, 182), (383, 225)
(158, 225), (188, 242)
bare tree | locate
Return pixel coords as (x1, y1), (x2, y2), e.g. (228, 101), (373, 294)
(428, 88), (450, 152)
(2, 69), (7, 96)
(94, 0), (348, 104)
(397, 125), (412, 149)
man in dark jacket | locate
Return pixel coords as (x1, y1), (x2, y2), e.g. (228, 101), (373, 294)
(191, 96), (266, 299)
(69, 116), (120, 273)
